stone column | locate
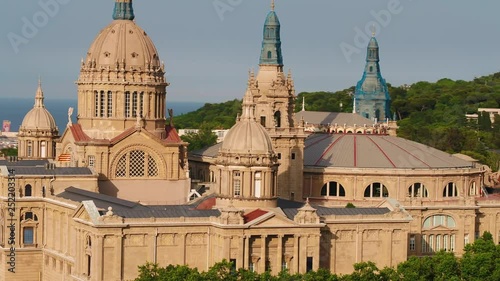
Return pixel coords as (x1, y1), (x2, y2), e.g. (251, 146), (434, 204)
(356, 230), (363, 263)
(293, 234), (299, 274)
(181, 233), (187, 265)
(238, 236), (245, 269)
(244, 235), (250, 269)
(260, 235), (267, 273)
(276, 235), (283, 273)
(95, 235), (104, 281)
(313, 234), (320, 271)
(115, 235), (123, 281)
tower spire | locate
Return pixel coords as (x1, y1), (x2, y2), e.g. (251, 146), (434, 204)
(113, 0), (135, 21)
(34, 78), (45, 108)
(259, 1), (283, 66)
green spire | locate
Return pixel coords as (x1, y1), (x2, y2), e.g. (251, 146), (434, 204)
(113, 0), (135, 20)
(259, 1), (283, 66)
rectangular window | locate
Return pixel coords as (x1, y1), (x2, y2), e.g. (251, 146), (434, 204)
(278, 153), (282, 160)
(95, 91), (99, 117)
(291, 153), (296, 160)
(436, 235), (441, 251)
(409, 235), (416, 251)
(107, 91), (113, 117)
(234, 179), (241, 196)
(100, 91), (105, 117)
(260, 116), (266, 127)
(421, 235), (427, 253)
(27, 143), (32, 157)
(125, 92), (131, 118)
(230, 259), (237, 271)
(464, 234), (469, 245)
(132, 92), (138, 117)
(306, 257), (313, 272)
(429, 235), (434, 252)
(450, 235), (456, 252)
(23, 227), (34, 245)
(139, 92), (144, 118)
(88, 155), (95, 167)
(249, 262), (254, 272)
(443, 235), (448, 251)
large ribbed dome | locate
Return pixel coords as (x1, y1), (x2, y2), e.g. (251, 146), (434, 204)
(20, 81), (57, 132)
(220, 91), (274, 155)
(84, 19), (161, 71)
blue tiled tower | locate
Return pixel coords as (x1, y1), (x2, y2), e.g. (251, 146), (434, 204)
(259, 2), (283, 66)
(354, 36), (391, 121)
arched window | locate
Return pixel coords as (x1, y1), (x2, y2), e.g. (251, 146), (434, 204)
(254, 172), (262, 198)
(364, 182), (389, 198)
(422, 215), (456, 229)
(94, 91), (99, 117)
(443, 182), (458, 197)
(267, 51), (272, 59)
(369, 66), (373, 72)
(469, 182), (477, 196)
(408, 183), (428, 198)
(114, 150), (160, 178)
(25, 184), (32, 197)
(320, 181), (346, 197)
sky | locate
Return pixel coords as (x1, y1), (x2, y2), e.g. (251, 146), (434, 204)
(1, 0), (500, 103)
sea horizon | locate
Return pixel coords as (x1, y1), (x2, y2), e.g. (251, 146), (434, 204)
(0, 98), (204, 133)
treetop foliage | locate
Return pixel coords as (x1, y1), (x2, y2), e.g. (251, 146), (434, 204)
(135, 232), (500, 281)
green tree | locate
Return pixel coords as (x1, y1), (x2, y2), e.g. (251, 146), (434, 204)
(461, 231), (500, 281)
(181, 123), (218, 151)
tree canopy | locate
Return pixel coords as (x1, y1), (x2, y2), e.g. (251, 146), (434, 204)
(135, 232), (500, 281)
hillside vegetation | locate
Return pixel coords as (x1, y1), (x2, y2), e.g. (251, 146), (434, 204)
(175, 73), (500, 169)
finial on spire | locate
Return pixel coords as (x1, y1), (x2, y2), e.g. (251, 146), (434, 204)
(371, 24), (376, 37)
(301, 96), (305, 112)
(271, 0), (275, 11)
(34, 78), (45, 108)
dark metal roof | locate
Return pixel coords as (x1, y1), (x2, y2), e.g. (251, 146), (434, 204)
(57, 187), (220, 219)
(8, 167), (94, 176)
(190, 142), (222, 158)
(0, 159), (49, 167)
(277, 198), (390, 220)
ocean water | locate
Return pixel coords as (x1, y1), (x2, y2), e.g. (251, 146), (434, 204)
(0, 98), (204, 132)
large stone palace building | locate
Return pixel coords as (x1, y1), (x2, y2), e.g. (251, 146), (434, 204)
(0, 1), (499, 281)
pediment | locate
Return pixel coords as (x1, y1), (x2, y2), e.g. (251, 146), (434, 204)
(72, 201), (100, 224)
(248, 213), (296, 228)
(427, 225), (454, 232)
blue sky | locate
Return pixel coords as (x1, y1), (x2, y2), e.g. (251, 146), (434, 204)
(1, 0), (500, 102)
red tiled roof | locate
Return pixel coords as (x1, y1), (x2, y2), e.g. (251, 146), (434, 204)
(195, 197), (216, 210)
(165, 126), (182, 143)
(70, 124), (91, 142)
(243, 209), (268, 224)
(111, 127), (137, 144)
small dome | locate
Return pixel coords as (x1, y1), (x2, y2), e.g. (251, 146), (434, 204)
(221, 91), (274, 155)
(20, 81), (57, 132)
(221, 121), (274, 155)
(83, 19), (161, 72)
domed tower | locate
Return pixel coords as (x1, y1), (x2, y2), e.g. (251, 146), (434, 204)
(77, 0), (168, 139)
(248, 1), (307, 201)
(354, 34), (391, 121)
(215, 90), (279, 202)
(18, 79), (59, 159)
(56, 0), (189, 204)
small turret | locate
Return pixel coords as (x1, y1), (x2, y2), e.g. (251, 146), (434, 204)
(259, 0), (283, 66)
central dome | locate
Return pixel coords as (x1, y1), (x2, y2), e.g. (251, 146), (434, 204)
(84, 20), (161, 71)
